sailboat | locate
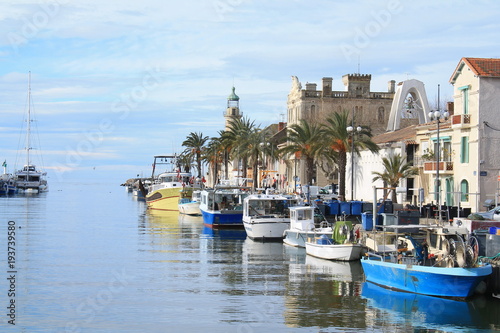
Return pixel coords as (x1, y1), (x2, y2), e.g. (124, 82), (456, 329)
(15, 72), (48, 194)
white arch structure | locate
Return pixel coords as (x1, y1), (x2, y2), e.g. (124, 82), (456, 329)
(386, 79), (431, 131)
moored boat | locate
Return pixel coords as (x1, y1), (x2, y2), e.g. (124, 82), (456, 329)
(178, 188), (201, 216)
(145, 155), (196, 212)
(199, 179), (251, 228)
(242, 192), (301, 241)
(0, 166), (17, 195)
(361, 225), (492, 298)
(305, 221), (364, 261)
(14, 73), (48, 194)
(283, 205), (333, 247)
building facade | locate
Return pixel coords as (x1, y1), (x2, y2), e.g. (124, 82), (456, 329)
(446, 57), (500, 210)
(353, 58), (500, 212)
(285, 74), (415, 190)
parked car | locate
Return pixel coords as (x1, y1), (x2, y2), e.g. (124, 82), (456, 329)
(476, 206), (500, 221)
(322, 184), (338, 195)
(320, 184), (339, 200)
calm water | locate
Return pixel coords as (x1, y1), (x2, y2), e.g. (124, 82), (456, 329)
(0, 180), (499, 332)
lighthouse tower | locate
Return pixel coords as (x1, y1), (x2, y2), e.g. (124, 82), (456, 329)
(224, 86), (242, 130)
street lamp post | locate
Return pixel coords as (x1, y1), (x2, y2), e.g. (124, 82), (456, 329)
(346, 121), (362, 201)
(428, 84), (449, 224)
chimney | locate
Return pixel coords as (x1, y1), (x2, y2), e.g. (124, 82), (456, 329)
(447, 102), (454, 116)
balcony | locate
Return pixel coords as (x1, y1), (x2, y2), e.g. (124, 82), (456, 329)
(451, 114), (471, 128)
(423, 161), (454, 174)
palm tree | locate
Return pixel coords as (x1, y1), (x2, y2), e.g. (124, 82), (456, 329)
(225, 117), (258, 180)
(182, 132), (209, 178)
(177, 153), (192, 173)
(243, 128), (267, 190)
(372, 154), (419, 204)
(322, 110), (379, 201)
(216, 130), (232, 180)
(279, 119), (323, 187)
(202, 137), (223, 186)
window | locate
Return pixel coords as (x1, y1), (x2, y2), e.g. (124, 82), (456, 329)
(460, 180), (469, 202)
(460, 136), (469, 163)
(458, 85), (469, 115)
(463, 89), (469, 115)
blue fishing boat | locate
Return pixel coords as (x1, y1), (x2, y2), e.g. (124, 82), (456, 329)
(361, 225), (492, 298)
(199, 180), (251, 228)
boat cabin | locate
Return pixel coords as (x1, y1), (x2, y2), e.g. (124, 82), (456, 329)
(243, 194), (300, 218)
(289, 206), (316, 231)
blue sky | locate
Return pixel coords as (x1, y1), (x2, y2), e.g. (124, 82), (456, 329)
(1, 0), (499, 183)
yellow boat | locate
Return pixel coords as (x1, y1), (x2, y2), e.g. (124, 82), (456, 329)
(145, 155), (194, 212)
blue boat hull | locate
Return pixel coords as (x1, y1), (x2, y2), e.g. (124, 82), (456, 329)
(361, 257), (492, 298)
(201, 210), (243, 228)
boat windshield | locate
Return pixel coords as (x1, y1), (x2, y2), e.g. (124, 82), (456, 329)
(292, 208), (313, 221)
(248, 198), (298, 216)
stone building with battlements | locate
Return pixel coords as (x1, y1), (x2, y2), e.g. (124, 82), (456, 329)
(285, 74), (418, 189)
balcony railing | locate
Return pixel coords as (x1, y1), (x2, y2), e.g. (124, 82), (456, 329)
(451, 114), (471, 127)
(423, 161), (454, 174)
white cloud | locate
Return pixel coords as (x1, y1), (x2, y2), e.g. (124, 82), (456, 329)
(0, 0), (499, 178)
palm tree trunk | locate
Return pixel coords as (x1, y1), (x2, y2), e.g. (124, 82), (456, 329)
(196, 152), (202, 178)
(212, 162), (218, 186)
(224, 150), (229, 180)
(338, 152), (347, 201)
(306, 157), (315, 185)
(252, 160), (259, 191)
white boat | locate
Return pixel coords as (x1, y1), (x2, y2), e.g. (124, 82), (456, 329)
(178, 189), (202, 216)
(305, 221), (364, 261)
(242, 192), (301, 241)
(283, 205), (333, 247)
(14, 73), (48, 194)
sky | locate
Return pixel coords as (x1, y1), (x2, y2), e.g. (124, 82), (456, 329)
(0, 0), (499, 184)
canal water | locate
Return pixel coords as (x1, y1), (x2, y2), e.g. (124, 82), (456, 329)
(0, 179), (499, 332)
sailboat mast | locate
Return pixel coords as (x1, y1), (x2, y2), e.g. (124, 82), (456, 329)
(27, 71), (31, 174)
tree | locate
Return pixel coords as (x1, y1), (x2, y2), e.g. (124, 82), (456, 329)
(372, 154), (419, 203)
(182, 132), (209, 178)
(322, 110), (379, 201)
(225, 117), (259, 181)
(278, 119), (323, 187)
(202, 137), (223, 187)
(244, 128), (267, 190)
(218, 130), (236, 180)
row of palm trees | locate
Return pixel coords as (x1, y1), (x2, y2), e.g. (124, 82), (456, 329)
(179, 110), (418, 203)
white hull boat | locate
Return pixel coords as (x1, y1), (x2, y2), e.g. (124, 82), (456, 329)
(283, 205), (332, 247)
(243, 193), (300, 241)
(305, 239), (364, 261)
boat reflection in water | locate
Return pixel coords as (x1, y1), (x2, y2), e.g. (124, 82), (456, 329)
(305, 255), (363, 282)
(284, 248), (366, 330)
(361, 281), (499, 329)
(200, 225), (247, 240)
